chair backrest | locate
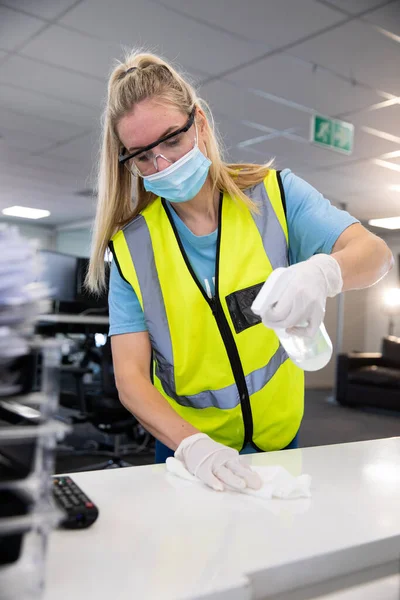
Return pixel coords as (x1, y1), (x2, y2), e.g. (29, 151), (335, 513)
(100, 338), (120, 400)
(381, 336), (400, 365)
(89, 337), (137, 429)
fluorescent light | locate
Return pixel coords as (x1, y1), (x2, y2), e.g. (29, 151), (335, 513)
(363, 127), (400, 144)
(389, 185), (400, 192)
(373, 159), (400, 173)
(2, 205), (50, 220)
(368, 217), (400, 230)
(380, 150), (400, 160)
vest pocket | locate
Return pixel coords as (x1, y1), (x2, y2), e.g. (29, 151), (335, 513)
(225, 282), (264, 334)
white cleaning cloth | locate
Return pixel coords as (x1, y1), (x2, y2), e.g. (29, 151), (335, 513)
(166, 457), (312, 499)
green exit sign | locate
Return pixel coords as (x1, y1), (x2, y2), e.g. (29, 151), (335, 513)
(311, 115), (354, 154)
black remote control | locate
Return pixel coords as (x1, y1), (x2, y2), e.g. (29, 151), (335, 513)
(52, 476), (99, 529)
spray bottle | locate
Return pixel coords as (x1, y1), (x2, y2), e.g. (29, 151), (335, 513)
(252, 269), (333, 372)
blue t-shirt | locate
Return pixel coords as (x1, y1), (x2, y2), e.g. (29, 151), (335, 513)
(108, 169), (358, 335)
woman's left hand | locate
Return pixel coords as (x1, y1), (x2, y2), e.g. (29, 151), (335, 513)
(253, 255), (343, 338)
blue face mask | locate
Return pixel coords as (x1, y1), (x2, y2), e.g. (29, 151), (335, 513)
(142, 143), (212, 203)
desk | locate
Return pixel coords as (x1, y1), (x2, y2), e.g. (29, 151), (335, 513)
(44, 438), (400, 600)
(37, 313), (109, 335)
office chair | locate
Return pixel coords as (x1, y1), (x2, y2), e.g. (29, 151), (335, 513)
(57, 338), (153, 470)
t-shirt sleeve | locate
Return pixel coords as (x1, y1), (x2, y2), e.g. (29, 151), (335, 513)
(108, 260), (147, 336)
(280, 168), (359, 265)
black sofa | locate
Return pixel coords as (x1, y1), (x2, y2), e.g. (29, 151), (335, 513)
(336, 336), (400, 412)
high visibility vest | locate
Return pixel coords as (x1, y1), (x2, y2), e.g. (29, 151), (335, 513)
(110, 169), (304, 451)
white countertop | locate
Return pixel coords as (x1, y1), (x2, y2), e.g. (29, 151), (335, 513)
(44, 438), (400, 600)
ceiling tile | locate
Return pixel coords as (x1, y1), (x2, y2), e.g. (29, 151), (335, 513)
(228, 141), (305, 171)
(290, 19), (400, 96)
(350, 124), (400, 158)
(19, 25), (120, 79)
(211, 112), (275, 151)
(0, 145), (28, 165)
(328, 158), (400, 188)
(350, 103), (400, 138)
(59, 0), (270, 76)
(232, 134), (351, 169)
(1, 0), (80, 21)
(295, 163), (400, 221)
(363, 2), (400, 38)
(44, 130), (101, 165)
(0, 55), (106, 108)
(0, 162), (86, 195)
(154, 0), (344, 48)
(22, 154), (94, 180)
(201, 80), (311, 132)
(0, 83), (98, 127)
(0, 5), (45, 51)
(319, 0), (392, 14)
(226, 53), (383, 117)
(0, 106), (90, 141)
(0, 127), (53, 153)
(293, 166), (377, 198)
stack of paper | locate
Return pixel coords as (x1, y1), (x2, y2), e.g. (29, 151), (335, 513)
(0, 225), (69, 600)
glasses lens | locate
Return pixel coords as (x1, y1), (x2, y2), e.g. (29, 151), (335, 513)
(132, 127), (195, 176)
(124, 158), (138, 176)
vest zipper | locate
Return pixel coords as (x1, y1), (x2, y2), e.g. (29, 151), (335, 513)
(211, 192), (254, 449)
(161, 196), (255, 450)
(209, 295), (253, 447)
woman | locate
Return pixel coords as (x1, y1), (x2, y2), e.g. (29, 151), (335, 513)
(87, 52), (392, 493)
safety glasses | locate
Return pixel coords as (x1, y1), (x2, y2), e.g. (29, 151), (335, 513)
(118, 108), (196, 176)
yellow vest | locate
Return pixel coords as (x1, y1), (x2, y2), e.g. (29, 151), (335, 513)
(110, 169), (304, 451)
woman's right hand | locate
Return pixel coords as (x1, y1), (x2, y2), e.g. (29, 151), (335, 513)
(175, 433), (262, 492)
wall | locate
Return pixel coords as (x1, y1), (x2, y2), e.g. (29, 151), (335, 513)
(364, 234), (400, 351)
(56, 227), (92, 257)
(0, 219), (56, 250)
(305, 288), (368, 389)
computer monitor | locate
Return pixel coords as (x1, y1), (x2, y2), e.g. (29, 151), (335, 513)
(75, 257), (109, 310)
(39, 250), (77, 303)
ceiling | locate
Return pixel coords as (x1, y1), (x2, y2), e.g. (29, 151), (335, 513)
(0, 0), (399, 228)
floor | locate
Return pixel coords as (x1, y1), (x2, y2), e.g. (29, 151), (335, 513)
(55, 389), (400, 473)
(301, 389), (400, 446)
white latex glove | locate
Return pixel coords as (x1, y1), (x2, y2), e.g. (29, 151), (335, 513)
(174, 433), (262, 492)
(252, 254), (343, 338)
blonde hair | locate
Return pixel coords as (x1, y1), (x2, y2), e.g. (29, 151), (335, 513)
(87, 50), (272, 292)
